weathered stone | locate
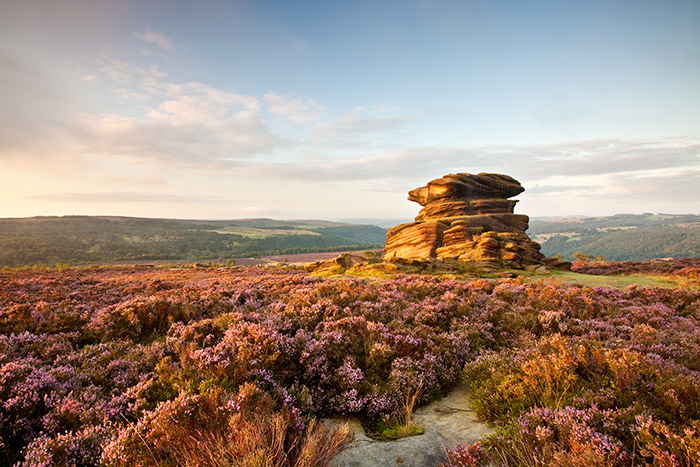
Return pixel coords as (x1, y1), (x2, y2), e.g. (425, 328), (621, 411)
(384, 222), (450, 260)
(304, 258), (338, 272)
(384, 172), (548, 271)
(479, 237), (500, 249)
(542, 256), (573, 271)
(335, 253), (370, 269)
(501, 250), (519, 261)
(415, 199), (517, 221)
(408, 173), (524, 206)
(435, 214), (530, 233)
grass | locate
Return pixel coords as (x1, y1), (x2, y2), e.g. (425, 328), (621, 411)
(104, 386), (354, 467)
(377, 381), (426, 440)
(547, 270), (700, 290)
(330, 259), (699, 291)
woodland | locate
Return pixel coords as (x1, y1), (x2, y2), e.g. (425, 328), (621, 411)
(531, 213), (700, 261)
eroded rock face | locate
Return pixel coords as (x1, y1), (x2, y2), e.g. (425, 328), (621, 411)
(384, 173), (549, 271)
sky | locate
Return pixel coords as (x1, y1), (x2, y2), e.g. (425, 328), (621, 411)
(1, 0), (699, 222)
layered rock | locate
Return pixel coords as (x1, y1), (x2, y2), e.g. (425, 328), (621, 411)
(384, 173), (551, 271)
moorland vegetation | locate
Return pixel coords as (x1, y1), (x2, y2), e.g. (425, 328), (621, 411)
(1, 262), (700, 466)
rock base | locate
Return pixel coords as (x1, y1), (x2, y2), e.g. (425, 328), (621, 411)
(383, 173), (562, 272)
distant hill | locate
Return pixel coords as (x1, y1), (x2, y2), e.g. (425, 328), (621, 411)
(0, 216), (387, 268)
(529, 213), (700, 261)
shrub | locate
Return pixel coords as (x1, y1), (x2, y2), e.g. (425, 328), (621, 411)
(485, 406), (630, 467)
(440, 441), (488, 467)
(101, 386), (352, 467)
(636, 415), (700, 467)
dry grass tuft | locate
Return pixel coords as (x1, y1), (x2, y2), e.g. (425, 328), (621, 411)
(170, 411), (353, 467)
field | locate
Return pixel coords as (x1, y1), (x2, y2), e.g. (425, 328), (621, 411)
(0, 216), (387, 269)
(2, 264), (700, 466)
(203, 226), (321, 238)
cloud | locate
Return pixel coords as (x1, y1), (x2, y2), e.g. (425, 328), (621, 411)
(469, 138), (700, 206)
(233, 146), (484, 183)
(73, 58), (288, 168)
(6, 28), (699, 219)
(474, 137), (700, 180)
(518, 168), (700, 216)
(311, 106), (410, 149)
(26, 191), (227, 204)
(489, 140), (700, 214)
(0, 50), (87, 164)
(94, 55), (168, 86)
(520, 184), (599, 196)
(228, 136), (700, 214)
(70, 56), (419, 173)
(77, 109), (283, 168)
(133, 27), (173, 50)
(602, 168), (700, 201)
(263, 92), (325, 124)
(315, 111), (405, 136)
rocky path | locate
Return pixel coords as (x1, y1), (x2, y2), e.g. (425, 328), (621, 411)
(329, 383), (494, 467)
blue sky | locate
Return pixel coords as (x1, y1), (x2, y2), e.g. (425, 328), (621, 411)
(1, 0), (699, 221)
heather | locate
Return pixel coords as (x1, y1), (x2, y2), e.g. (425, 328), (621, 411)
(1, 267), (700, 466)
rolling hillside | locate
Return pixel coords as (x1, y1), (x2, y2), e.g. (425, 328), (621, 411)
(0, 216), (387, 268)
(529, 213), (700, 261)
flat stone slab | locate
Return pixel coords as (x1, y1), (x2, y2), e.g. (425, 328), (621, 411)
(329, 383), (493, 467)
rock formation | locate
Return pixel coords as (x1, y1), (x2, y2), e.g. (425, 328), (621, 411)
(384, 173), (562, 271)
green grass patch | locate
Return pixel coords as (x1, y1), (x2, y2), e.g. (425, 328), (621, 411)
(548, 269), (698, 290)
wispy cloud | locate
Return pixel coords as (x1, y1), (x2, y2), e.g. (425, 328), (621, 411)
(62, 55), (419, 172)
(263, 92), (325, 124)
(5, 41), (700, 218)
(133, 27), (173, 50)
(225, 137), (700, 187)
(26, 191), (227, 204)
(223, 136), (700, 216)
(314, 109), (407, 136)
(76, 110), (283, 169)
(229, 146), (466, 183)
(484, 137), (700, 178)
(72, 58), (288, 168)
(311, 106), (411, 149)
(602, 168), (700, 201)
